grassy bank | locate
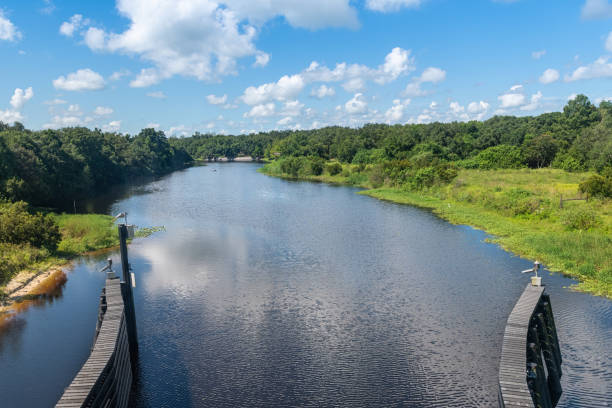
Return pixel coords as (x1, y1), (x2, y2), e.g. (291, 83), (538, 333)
(1, 213), (117, 294)
(260, 163), (611, 298)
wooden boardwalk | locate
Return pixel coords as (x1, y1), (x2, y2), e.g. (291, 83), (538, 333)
(56, 277), (132, 408)
(499, 284), (562, 408)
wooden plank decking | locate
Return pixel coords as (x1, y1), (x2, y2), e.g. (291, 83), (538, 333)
(56, 277), (132, 408)
(498, 284), (545, 407)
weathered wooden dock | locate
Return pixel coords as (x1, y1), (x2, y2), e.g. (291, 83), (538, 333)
(57, 224), (137, 408)
(56, 277), (132, 407)
(499, 284), (562, 408)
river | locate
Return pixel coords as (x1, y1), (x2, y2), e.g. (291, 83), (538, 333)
(0, 163), (610, 407)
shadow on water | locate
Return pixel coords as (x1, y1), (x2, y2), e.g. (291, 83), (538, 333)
(55, 166), (196, 214)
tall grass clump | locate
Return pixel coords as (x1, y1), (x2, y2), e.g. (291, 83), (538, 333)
(54, 214), (117, 255)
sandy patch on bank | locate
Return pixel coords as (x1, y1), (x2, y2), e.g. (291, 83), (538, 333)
(0, 265), (69, 316)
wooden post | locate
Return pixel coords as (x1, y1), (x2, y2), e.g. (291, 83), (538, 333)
(118, 224), (138, 369)
(559, 194), (563, 209)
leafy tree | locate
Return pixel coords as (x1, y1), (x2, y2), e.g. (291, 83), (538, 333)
(0, 201), (61, 250)
(326, 162), (342, 176)
(522, 134), (558, 168)
(579, 174), (612, 198)
(563, 94), (600, 129)
(461, 145), (524, 169)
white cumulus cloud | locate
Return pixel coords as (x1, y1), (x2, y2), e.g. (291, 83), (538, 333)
(606, 31), (612, 52)
(59, 14), (86, 37)
(311, 85), (336, 99)
(277, 116), (292, 126)
(345, 93), (368, 114)
(83, 27), (106, 51)
(207, 94), (228, 105)
(565, 57), (612, 81)
(281, 100), (304, 117)
(384, 98), (410, 123)
(581, 0), (612, 19)
(70, 0), (359, 87)
(498, 92), (526, 108)
(302, 47), (414, 88)
(0, 109), (23, 124)
(94, 106), (113, 115)
(376, 47), (414, 84)
(53, 68), (105, 91)
(520, 91), (543, 111)
(242, 74), (305, 105)
(467, 101), (489, 114)
(102, 120), (121, 132)
(109, 69), (130, 81)
(10, 87), (33, 109)
(0, 10), (20, 41)
(539, 68), (560, 84)
(449, 101), (465, 114)
(244, 103), (276, 117)
(418, 67), (446, 83)
(532, 50), (546, 60)
(403, 66), (446, 97)
(43, 115), (83, 129)
(254, 52), (270, 67)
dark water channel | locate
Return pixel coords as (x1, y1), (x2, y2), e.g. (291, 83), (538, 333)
(0, 163), (610, 407)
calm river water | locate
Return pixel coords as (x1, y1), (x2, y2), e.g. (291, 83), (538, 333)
(0, 163), (610, 407)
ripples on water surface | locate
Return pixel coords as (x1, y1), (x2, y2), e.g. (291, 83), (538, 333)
(0, 163), (610, 407)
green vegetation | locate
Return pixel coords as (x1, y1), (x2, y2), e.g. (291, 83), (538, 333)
(135, 226), (166, 238)
(174, 95), (611, 179)
(1, 94), (610, 296)
(54, 213), (117, 255)
(0, 201), (60, 250)
(262, 162), (612, 297)
(0, 126), (191, 208)
(0, 124), (190, 290)
(362, 170), (611, 297)
(255, 96), (612, 297)
(0, 201), (118, 286)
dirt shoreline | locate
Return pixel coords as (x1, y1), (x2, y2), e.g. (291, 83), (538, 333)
(0, 246), (116, 314)
(0, 272), (70, 329)
(0, 264), (68, 313)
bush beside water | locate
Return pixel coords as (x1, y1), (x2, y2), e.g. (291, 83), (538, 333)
(0, 202), (118, 287)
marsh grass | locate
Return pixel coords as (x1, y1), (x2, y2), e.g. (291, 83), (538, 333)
(363, 169), (611, 297)
(262, 163), (611, 297)
(1, 214), (118, 289)
(54, 214), (118, 255)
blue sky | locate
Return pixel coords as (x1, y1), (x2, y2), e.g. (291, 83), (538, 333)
(0, 0), (612, 136)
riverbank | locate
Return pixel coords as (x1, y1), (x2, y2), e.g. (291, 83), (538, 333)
(0, 213), (118, 309)
(259, 163), (611, 298)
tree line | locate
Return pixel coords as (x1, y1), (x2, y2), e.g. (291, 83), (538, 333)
(173, 94), (610, 173)
(0, 126), (191, 208)
(1, 94), (611, 209)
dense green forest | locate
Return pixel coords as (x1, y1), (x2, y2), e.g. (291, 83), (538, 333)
(0, 126), (191, 208)
(1, 94), (610, 210)
(171, 95), (611, 175)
